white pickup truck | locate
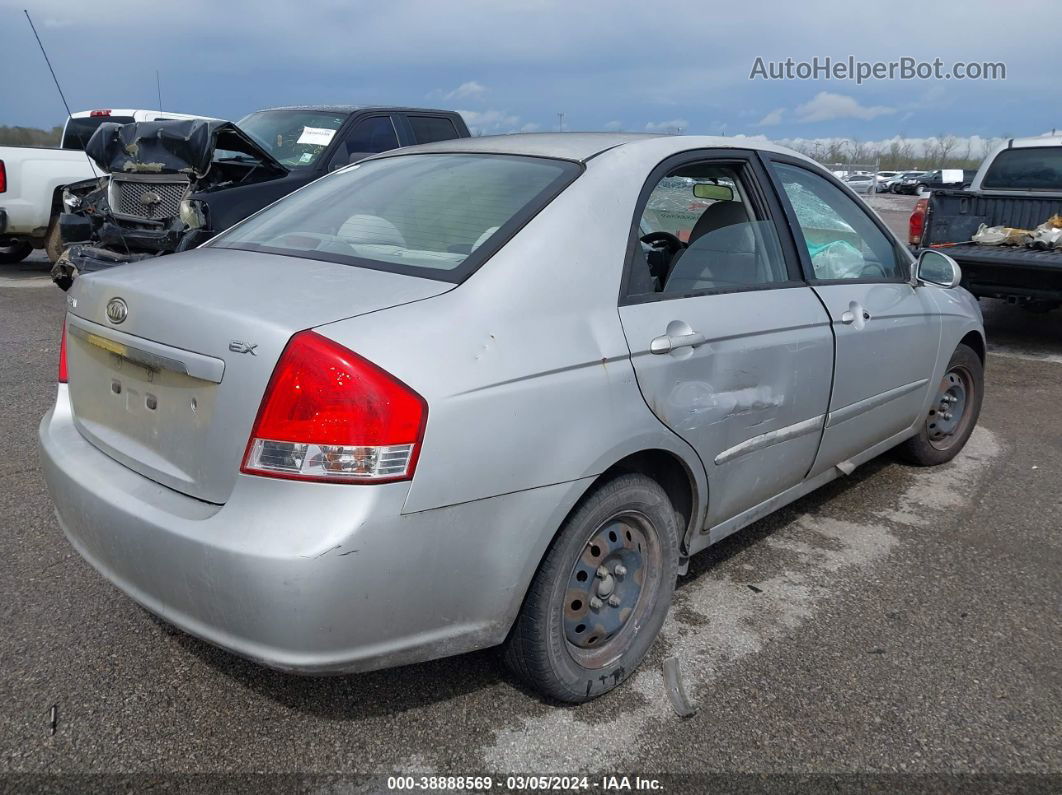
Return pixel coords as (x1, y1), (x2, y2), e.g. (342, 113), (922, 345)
(0, 108), (208, 263)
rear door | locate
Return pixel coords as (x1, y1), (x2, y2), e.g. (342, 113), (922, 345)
(762, 156), (940, 476)
(618, 150), (834, 527)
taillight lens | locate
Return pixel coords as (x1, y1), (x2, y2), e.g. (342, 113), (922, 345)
(909, 198), (928, 245)
(0, 160), (6, 193)
(241, 331), (427, 483)
(58, 323), (68, 383)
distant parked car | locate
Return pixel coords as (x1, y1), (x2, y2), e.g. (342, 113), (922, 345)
(894, 171), (930, 195)
(41, 133), (985, 703)
(875, 171), (901, 192)
(844, 173), (876, 193)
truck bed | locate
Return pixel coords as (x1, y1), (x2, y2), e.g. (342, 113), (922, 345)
(921, 189), (1062, 302)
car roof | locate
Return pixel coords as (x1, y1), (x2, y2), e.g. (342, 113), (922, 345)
(258, 105), (457, 115)
(1003, 134), (1062, 149)
(367, 132), (815, 165)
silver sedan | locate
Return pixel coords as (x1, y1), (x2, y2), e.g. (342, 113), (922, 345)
(40, 133), (985, 702)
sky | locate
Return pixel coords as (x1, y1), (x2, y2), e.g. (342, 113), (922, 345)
(1, 0), (1058, 157)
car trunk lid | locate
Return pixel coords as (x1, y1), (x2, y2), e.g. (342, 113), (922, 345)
(64, 248), (451, 503)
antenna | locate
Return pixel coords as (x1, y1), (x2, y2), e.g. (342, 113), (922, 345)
(156, 70), (163, 111)
(24, 9), (143, 265)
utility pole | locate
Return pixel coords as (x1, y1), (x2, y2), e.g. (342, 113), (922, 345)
(557, 112), (565, 132)
(155, 70), (163, 111)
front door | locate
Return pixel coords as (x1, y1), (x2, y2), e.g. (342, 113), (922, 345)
(618, 152), (834, 527)
(765, 159), (941, 476)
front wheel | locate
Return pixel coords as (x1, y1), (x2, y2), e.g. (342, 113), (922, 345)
(503, 473), (680, 702)
(897, 343), (983, 466)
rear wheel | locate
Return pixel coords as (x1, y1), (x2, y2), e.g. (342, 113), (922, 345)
(0, 240), (33, 264)
(897, 344), (983, 466)
(503, 473), (680, 702)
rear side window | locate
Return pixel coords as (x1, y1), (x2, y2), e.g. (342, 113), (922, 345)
(981, 147), (1062, 190)
(343, 116), (400, 155)
(409, 116), (460, 144)
(211, 153), (580, 282)
(62, 116), (135, 150)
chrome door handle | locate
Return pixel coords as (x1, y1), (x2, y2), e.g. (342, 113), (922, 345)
(650, 331), (707, 354)
(840, 306), (872, 325)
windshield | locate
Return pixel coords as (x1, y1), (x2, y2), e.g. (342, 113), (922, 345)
(210, 153), (580, 282)
(236, 110), (349, 168)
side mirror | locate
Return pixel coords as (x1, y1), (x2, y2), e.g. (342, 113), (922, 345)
(916, 249), (962, 288)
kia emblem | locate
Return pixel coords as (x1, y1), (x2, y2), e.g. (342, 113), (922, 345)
(106, 297), (128, 324)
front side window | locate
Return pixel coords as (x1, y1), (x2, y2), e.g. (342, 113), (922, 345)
(631, 162), (790, 296)
(237, 110), (349, 168)
(772, 162), (905, 282)
(981, 147), (1062, 191)
(211, 153), (579, 282)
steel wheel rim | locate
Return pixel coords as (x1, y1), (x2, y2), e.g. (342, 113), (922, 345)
(562, 510), (663, 669)
(926, 365), (973, 450)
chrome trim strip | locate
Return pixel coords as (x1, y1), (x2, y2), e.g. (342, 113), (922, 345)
(67, 314), (225, 383)
(714, 414), (825, 466)
(826, 378), (929, 428)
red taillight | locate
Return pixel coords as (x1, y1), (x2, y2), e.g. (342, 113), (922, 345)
(0, 160), (6, 193)
(58, 323), (68, 383)
(909, 198), (928, 245)
(89, 110), (111, 117)
(241, 331), (427, 483)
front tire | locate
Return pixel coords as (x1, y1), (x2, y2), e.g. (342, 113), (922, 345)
(503, 473), (680, 702)
(897, 344), (983, 466)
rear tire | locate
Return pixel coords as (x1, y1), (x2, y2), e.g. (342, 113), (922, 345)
(503, 473), (680, 703)
(896, 344), (983, 466)
(0, 240), (33, 264)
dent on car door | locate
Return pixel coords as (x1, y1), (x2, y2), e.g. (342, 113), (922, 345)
(618, 153), (834, 529)
(765, 158), (941, 476)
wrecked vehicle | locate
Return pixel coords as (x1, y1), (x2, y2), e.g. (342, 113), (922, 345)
(41, 134), (985, 702)
(54, 106), (470, 287)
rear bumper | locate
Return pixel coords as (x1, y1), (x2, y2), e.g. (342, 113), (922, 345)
(39, 386), (580, 673)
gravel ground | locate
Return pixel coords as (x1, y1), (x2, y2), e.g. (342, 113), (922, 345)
(1, 205), (1059, 791)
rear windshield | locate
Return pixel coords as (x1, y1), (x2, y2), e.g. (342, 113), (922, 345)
(210, 153), (580, 282)
(62, 116), (135, 150)
(981, 147), (1062, 190)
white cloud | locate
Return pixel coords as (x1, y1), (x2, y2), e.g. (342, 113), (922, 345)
(645, 118), (688, 133)
(443, 80), (488, 101)
(603, 120), (624, 131)
(756, 108), (784, 127)
(459, 108), (524, 135)
(793, 92), (895, 123)
(519, 122), (541, 132)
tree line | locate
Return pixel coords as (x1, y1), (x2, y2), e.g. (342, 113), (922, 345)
(0, 125), (63, 146)
(784, 134), (1001, 171)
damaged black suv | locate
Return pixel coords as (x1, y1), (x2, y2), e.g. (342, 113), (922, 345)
(54, 105), (470, 287)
